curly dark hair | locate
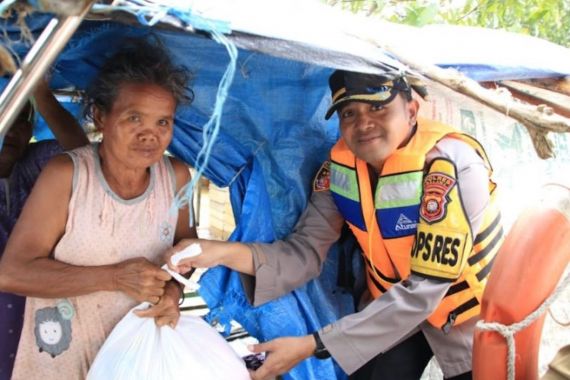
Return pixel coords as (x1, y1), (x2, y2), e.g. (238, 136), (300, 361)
(84, 36), (193, 120)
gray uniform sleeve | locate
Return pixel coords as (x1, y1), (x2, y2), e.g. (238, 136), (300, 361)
(320, 137), (491, 375)
(240, 189), (345, 306)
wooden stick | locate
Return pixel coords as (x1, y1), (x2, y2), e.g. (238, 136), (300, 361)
(490, 81), (570, 119)
(521, 77), (570, 97)
(362, 36), (570, 158)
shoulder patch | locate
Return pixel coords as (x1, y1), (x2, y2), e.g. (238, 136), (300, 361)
(413, 158), (473, 282)
(313, 161), (330, 192)
(420, 172), (456, 223)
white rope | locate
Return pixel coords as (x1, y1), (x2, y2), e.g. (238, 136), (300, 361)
(475, 268), (570, 380)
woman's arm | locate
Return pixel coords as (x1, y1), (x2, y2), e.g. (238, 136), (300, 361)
(33, 79), (89, 150)
(134, 157), (200, 327)
(0, 155), (170, 303)
(169, 157), (197, 243)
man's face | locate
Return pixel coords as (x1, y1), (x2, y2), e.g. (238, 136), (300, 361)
(0, 106), (34, 176)
(338, 94), (418, 169)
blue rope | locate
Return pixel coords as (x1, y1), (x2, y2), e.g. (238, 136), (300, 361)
(90, 3), (231, 34)
(170, 29), (238, 226)
(167, 8), (231, 34)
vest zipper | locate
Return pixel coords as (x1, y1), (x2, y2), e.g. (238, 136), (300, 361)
(442, 312), (457, 334)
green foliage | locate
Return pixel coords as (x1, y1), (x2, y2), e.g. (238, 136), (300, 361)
(324, 0), (570, 47)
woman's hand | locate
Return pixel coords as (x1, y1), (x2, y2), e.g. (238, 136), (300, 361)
(248, 335), (316, 380)
(112, 257), (171, 304)
(135, 280), (181, 328)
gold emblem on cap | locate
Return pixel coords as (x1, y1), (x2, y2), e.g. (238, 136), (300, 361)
(332, 87), (347, 103)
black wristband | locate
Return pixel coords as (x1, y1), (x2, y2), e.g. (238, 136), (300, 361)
(312, 332), (331, 359)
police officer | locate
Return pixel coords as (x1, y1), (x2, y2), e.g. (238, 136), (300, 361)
(166, 70), (504, 380)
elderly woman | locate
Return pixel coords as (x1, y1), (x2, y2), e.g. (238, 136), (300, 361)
(0, 79), (88, 379)
(0, 38), (196, 379)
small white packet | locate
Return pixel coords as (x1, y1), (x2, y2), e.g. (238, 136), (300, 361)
(170, 243), (202, 266)
(161, 243), (202, 291)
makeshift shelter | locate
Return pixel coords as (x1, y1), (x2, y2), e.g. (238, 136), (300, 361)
(1, 1), (569, 379)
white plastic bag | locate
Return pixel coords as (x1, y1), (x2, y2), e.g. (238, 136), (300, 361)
(87, 304), (251, 380)
(88, 245), (250, 380)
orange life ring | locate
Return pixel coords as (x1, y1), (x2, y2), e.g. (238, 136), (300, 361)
(473, 184), (570, 380)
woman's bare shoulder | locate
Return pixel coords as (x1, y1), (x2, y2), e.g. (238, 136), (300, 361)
(167, 156), (191, 191)
(34, 153), (75, 191)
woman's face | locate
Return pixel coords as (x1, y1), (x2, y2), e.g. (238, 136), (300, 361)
(95, 82), (176, 170)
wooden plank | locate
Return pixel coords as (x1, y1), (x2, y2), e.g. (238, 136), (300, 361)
(500, 81), (570, 118)
(521, 77), (570, 97)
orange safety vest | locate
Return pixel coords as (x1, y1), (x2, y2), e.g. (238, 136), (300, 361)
(329, 118), (503, 330)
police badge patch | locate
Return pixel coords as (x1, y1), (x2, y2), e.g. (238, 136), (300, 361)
(313, 161), (330, 192)
(420, 172), (456, 223)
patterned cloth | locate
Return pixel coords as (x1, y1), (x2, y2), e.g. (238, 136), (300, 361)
(0, 140), (62, 380)
(12, 144), (178, 380)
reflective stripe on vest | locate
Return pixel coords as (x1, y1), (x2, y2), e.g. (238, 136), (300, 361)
(330, 162), (366, 231)
(376, 171), (423, 239)
(329, 117), (503, 330)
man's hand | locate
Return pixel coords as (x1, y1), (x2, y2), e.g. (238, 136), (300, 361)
(165, 239), (225, 273)
(164, 239), (255, 276)
(248, 335), (316, 380)
(135, 280), (181, 328)
(112, 257), (171, 304)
